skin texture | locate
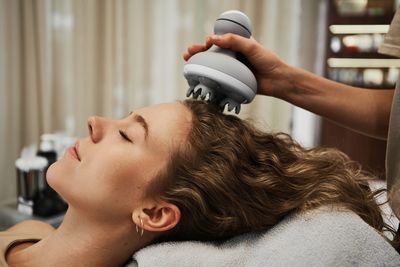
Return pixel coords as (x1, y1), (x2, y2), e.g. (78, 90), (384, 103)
(184, 34), (394, 139)
(6, 102), (192, 267)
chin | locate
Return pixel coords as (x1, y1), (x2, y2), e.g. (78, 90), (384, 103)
(46, 160), (66, 194)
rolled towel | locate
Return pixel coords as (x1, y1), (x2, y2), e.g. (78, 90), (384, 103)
(127, 207), (400, 267)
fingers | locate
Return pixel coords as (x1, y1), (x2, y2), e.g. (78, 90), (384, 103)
(183, 43), (209, 61)
(183, 33), (259, 61)
(183, 52), (191, 61)
(208, 33), (258, 56)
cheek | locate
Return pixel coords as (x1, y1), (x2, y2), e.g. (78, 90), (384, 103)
(75, 158), (151, 216)
(47, 146), (167, 217)
(100, 159), (147, 198)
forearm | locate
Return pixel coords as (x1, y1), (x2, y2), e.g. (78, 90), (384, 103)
(271, 65), (394, 140)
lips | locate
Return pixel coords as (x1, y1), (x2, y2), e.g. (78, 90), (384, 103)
(74, 141), (81, 161)
(68, 141), (81, 161)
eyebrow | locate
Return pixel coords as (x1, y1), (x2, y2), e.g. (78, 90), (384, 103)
(133, 113), (149, 141)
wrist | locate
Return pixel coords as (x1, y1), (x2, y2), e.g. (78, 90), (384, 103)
(263, 63), (298, 101)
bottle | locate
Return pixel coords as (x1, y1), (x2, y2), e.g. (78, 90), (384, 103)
(34, 134), (68, 217)
(37, 134), (57, 172)
(15, 145), (48, 216)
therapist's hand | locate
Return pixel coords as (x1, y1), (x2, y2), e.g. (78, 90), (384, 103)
(183, 33), (293, 98)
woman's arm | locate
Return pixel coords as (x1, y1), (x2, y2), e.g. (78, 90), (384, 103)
(184, 34), (394, 139)
(279, 65), (394, 139)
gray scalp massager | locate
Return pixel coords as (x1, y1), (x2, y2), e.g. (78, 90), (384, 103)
(183, 10), (257, 114)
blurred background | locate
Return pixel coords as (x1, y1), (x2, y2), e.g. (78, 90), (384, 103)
(0, 0), (398, 209)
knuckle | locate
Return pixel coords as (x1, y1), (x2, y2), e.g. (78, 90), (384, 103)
(225, 33), (235, 42)
(247, 41), (257, 52)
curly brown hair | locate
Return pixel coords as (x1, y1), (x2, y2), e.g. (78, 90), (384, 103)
(148, 100), (396, 248)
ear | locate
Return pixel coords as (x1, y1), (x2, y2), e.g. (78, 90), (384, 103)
(132, 200), (181, 233)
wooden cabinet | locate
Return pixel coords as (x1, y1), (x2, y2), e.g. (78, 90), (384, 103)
(321, 0), (398, 178)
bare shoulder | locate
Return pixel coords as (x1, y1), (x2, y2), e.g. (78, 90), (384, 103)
(6, 220), (55, 236)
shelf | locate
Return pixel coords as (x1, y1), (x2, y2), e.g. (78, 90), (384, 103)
(329, 16), (394, 25)
(327, 58), (400, 68)
(328, 0), (395, 25)
(321, 0), (396, 177)
(328, 51), (394, 58)
(329, 24), (390, 34)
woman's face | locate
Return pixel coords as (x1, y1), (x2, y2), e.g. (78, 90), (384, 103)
(47, 102), (192, 221)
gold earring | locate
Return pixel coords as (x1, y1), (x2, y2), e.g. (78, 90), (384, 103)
(140, 216), (144, 237)
(136, 215), (144, 237)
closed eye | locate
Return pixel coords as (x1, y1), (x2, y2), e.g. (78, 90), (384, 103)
(119, 130), (133, 143)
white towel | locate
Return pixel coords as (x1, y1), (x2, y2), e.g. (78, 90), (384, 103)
(126, 207), (400, 267)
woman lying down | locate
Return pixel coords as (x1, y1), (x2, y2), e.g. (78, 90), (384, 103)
(1, 100), (400, 267)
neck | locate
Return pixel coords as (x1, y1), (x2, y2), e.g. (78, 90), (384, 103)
(10, 208), (154, 267)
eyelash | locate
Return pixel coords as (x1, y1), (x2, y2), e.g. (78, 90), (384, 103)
(119, 130), (133, 143)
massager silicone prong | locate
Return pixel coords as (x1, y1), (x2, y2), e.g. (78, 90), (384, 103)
(220, 98), (230, 112)
(186, 86), (195, 97)
(200, 87), (214, 102)
(227, 102), (233, 112)
(222, 103), (228, 112)
(199, 88), (207, 100)
(228, 101), (238, 112)
(220, 98), (241, 114)
(193, 85), (202, 99)
(234, 104), (241, 114)
(197, 77), (217, 102)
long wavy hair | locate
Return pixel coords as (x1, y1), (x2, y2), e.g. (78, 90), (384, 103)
(148, 100), (397, 248)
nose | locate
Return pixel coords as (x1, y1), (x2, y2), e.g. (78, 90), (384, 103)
(87, 116), (105, 143)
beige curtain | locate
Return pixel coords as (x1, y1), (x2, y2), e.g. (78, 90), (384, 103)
(0, 0), (320, 204)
